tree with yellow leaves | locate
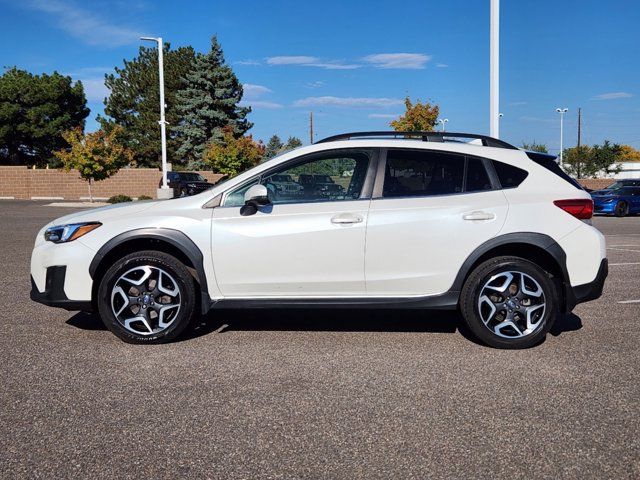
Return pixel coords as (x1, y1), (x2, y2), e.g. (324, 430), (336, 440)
(203, 127), (265, 177)
(390, 97), (440, 132)
(54, 125), (134, 202)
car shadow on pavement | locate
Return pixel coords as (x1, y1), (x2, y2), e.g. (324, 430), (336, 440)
(65, 309), (583, 344)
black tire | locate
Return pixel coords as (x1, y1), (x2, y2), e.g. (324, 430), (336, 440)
(460, 256), (558, 349)
(615, 201), (629, 217)
(97, 250), (197, 344)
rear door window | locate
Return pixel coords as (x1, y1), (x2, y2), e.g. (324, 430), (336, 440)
(465, 158), (492, 192)
(383, 150), (464, 198)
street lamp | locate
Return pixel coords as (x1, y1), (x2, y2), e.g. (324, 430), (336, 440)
(437, 118), (449, 132)
(556, 107), (568, 165)
(140, 36), (172, 199)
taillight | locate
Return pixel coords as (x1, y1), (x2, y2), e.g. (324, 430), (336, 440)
(553, 199), (593, 219)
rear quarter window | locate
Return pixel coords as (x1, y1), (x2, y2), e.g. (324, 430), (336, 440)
(492, 161), (529, 188)
(525, 151), (584, 190)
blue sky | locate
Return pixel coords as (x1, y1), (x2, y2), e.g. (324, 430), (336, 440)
(1, 0), (638, 152)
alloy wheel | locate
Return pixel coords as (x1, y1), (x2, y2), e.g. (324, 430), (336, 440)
(477, 270), (546, 339)
(110, 265), (182, 336)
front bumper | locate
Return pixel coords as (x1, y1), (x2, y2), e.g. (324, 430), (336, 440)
(566, 258), (608, 311)
(30, 266), (92, 311)
(593, 201), (616, 214)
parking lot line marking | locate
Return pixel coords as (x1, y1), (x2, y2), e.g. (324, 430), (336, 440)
(608, 245), (640, 247)
(618, 299), (640, 304)
(605, 234), (640, 236)
(607, 247), (640, 253)
(609, 262), (640, 266)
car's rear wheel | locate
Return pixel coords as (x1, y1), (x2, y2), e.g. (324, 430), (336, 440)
(460, 256), (558, 349)
(615, 201), (629, 217)
(97, 250), (197, 344)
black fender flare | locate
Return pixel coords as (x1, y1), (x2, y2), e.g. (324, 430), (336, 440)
(449, 232), (572, 311)
(88, 228), (212, 314)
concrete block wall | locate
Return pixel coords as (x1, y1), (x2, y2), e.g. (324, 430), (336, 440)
(0, 167), (224, 200)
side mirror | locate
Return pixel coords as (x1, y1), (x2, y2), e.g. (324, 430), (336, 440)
(241, 184), (271, 216)
(244, 184), (270, 205)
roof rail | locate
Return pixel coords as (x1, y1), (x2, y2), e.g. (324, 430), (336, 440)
(315, 131), (518, 150)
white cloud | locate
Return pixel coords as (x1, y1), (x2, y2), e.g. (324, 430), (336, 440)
(266, 56), (359, 69)
(240, 100), (283, 109)
(509, 101), (527, 106)
(235, 59), (261, 66)
(362, 53), (431, 69)
(78, 78), (110, 102)
(242, 83), (272, 99)
(592, 92), (634, 100)
(436, 63), (448, 68)
(23, 0), (142, 47)
(368, 113), (400, 119)
(294, 96), (404, 108)
(266, 56), (319, 65)
(305, 81), (325, 89)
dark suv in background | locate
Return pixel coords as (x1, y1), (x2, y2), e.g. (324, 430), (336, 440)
(161, 172), (215, 197)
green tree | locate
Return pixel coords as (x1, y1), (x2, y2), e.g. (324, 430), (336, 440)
(54, 125), (134, 202)
(390, 97), (439, 132)
(203, 127), (264, 177)
(264, 134), (284, 159)
(0, 67), (89, 166)
(101, 43), (196, 167)
(563, 141), (622, 178)
(283, 136), (303, 150)
(175, 36), (251, 166)
(521, 141), (548, 153)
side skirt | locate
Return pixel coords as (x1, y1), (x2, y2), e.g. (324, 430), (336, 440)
(209, 291), (460, 310)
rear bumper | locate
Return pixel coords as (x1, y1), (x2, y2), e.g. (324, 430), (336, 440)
(593, 202), (616, 214)
(566, 259), (608, 310)
(30, 266), (92, 311)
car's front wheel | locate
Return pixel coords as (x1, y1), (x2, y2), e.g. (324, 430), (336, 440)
(97, 250), (197, 343)
(460, 256), (558, 349)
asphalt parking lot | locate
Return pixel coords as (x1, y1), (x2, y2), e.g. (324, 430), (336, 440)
(1, 200), (639, 479)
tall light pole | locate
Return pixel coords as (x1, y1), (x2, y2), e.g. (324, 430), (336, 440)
(437, 118), (449, 132)
(141, 36), (171, 199)
(490, 0), (500, 138)
(556, 107), (568, 164)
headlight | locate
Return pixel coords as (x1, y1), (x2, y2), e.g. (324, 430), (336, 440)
(44, 222), (102, 243)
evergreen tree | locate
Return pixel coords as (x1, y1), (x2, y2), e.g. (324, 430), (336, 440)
(284, 136), (303, 150)
(0, 68), (89, 166)
(175, 36), (252, 164)
(264, 135), (284, 159)
(101, 44), (196, 167)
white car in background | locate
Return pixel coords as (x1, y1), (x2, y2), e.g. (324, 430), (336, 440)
(30, 131), (607, 349)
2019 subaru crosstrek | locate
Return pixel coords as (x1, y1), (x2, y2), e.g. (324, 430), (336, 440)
(30, 132), (607, 348)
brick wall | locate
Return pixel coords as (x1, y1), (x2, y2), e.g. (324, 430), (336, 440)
(577, 178), (615, 190)
(0, 167), (224, 200)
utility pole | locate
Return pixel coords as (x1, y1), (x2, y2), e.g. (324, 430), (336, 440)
(577, 108), (582, 178)
(309, 111), (314, 144)
(490, 0), (500, 138)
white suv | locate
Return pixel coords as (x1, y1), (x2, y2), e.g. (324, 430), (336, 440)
(30, 132), (607, 348)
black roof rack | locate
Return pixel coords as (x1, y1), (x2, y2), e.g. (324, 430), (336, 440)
(315, 131), (518, 150)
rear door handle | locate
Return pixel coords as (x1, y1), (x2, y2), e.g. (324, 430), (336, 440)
(331, 213), (363, 225)
(463, 211), (495, 221)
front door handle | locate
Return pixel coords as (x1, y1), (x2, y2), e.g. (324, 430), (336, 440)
(331, 213), (363, 225)
(463, 211), (495, 221)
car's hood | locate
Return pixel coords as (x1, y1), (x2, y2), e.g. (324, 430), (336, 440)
(46, 200), (160, 227)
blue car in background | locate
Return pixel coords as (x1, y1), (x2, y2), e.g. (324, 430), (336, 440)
(591, 184), (640, 217)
